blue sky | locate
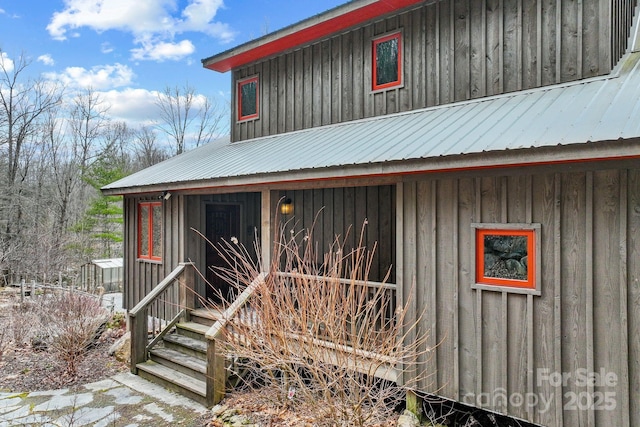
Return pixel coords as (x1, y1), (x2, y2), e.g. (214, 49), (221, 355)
(0, 0), (345, 131)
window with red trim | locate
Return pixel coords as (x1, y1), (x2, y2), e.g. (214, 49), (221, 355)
(237, 75), (259, 121)
(372, 31), (403, 91)
(472, 224), (540, 294)
(138, 202), (162, 261)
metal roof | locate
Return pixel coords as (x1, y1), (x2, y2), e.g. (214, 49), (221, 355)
(91, 258), (124, 269)
(103, 52), (640, 195)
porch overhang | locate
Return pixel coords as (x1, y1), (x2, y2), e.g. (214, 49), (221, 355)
(103, 52), (640, 196)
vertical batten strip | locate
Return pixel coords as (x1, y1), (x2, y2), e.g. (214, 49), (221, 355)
(474, 178), (484, 400)
(577, 0), (583, 79)
(429, 180), (438, 388)
(555, 0), (562, 83)
(536, 0), (542, 86)
(499, 0), (505, 93)
(585, 171), (595, 427)
(481, 0), (487, 96)
(553, 174), (563, 425)
(525, 175), (534, 419)
(435, 1), (441, 104)
(395, 182), (406, 385)
(619, 169), (631, 426)
(452, 179), (460, 400)
(517, 0), (523, 90)
(500, 176), (508, 413)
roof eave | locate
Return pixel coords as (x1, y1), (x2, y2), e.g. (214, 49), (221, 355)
(201, 0), (427, 72)
(101, 140), (640, 196)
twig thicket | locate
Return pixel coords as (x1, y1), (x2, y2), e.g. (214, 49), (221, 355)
(206, 219), (432, 427)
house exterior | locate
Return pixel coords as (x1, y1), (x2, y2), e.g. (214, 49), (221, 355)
(102, 0), (640, 425)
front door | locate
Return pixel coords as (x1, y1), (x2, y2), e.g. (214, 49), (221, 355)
(205, 203), (241, 303)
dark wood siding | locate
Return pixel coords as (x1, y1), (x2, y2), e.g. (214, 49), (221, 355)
(123, 193), (185, 311)
(400, 164), (639, 426)
(232, 0), (627, 142)
(123, 192), (261, 310)
(276, 185), (396, 284)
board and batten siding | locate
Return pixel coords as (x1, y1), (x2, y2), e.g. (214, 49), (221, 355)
(276, 185), (396, 284)
(123, 192), (262, 311)
(399, 165), (640, 426)
(123, 193), (186, 313)
(231, 0), (635, 142)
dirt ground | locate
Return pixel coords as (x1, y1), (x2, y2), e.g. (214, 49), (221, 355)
(0, 286), (129, 393)
(0, 287), (404, 426)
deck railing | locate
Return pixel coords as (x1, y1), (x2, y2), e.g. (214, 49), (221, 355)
(204, 272), (267, 405)
(276, 271), (397, 349)
(128, 262), (195, 373)
(129, 266), (397, 406)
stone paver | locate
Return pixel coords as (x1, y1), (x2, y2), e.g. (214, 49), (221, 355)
(0, 373), (208, 427)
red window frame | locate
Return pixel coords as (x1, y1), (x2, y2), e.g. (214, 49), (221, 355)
(372, 31), (403, 91)
(138, 201), (162, 261)
(237, 75), (259, 121)
(473, 226), (539, 292)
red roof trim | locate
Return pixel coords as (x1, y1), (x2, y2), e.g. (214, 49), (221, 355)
(204, 0), (424, 72)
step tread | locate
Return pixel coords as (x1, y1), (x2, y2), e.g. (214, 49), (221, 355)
(163, 333), (207, 353)
(191, 308), (223, 320)
(149, 347), (207, 374)
(136, 361), (206, 397)
(177, 321), (210, 336)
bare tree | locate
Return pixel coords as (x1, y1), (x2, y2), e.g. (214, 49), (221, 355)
(67, 87), (109, 175)
(155, 84), (227, 155)
(0, 51), (63, 282)
(133, 125), (168, 169)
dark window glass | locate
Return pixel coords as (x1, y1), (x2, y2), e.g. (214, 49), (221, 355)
(240, 79), (257, 118)
(483, 235), (528, 281)
(152, 205), (162, 258)
(375, 36), (400, 87)
(139, 205), (149, 257)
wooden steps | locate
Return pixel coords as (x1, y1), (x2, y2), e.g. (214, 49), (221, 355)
(136, 360), (207, 405)
(135, 309), (222, 406)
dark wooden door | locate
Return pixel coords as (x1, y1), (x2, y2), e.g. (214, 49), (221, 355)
(205, 204), (240, 303)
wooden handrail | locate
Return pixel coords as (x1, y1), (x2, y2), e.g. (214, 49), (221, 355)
(205, 272), (267, 340)
(205, 272), (266, 406)
(275, 271), (396, 291)
(129, 262), (195, 375)
(129, 262), (191, 317)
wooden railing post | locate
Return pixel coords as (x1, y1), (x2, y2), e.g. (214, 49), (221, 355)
(206, 336), (227, 406)
(179, 262), (195, 321)
(129, 308), (147, 374)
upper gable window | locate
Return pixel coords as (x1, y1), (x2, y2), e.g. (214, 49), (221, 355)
(372, 31), (403, 91)
(237, 75), (259, 121)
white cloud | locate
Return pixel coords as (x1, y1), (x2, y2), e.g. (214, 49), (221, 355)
(47, 0), (235, 61)
(99, 87), (161, 124)
(43, 63), (135, 90)
(0, 52), (14, 72)
(131, 39), (195, 62)
(37, 54), (55, 66)
(101, 42), (114, 54)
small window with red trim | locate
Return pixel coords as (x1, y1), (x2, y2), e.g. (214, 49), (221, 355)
(472, 224), (540, 295)
(372, 31), (403, 91)
(138, 202), (162, 261)
(237, 75), (259, 121)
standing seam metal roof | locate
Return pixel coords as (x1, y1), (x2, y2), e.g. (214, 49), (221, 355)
(103, 52), (640, 193)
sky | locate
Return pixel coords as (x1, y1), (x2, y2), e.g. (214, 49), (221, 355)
(0, 0), (346, 133)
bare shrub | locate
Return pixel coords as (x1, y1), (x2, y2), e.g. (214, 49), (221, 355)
(9, 302), (38, 347)
(205, 220), (431, 426)
(39, 291), (111, 377)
